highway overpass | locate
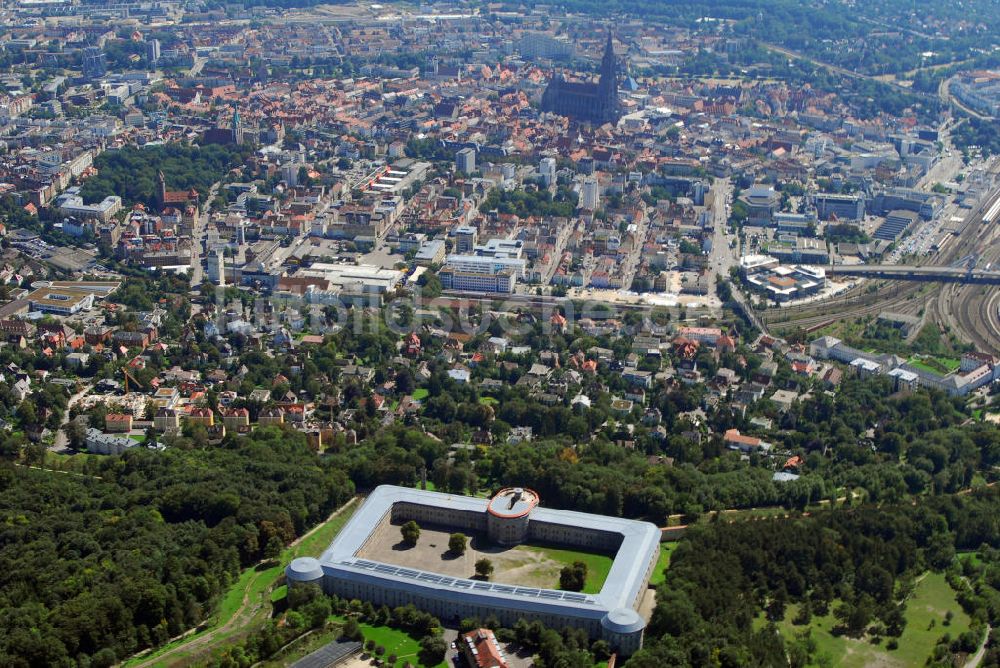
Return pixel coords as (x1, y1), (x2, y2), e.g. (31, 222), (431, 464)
(827, 264), (1000, 284)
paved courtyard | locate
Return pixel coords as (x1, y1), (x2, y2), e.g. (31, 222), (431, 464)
(357, 522), (600, 590)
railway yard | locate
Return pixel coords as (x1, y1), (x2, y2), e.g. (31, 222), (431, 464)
(759, 161), (1000, 355)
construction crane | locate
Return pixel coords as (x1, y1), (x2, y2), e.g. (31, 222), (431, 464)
(122, 369), (143, 394)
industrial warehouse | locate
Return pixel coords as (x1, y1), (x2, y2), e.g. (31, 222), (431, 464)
(285, 485), (661, 655)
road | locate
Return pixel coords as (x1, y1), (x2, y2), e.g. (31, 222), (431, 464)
(705, 178), (770, 334)
(187, 56), (207, 77)
(190, 181), (222, 288)
(708, 178), (737, 283)
(941, 76), (995, 121)
(51, 383), (93, 452)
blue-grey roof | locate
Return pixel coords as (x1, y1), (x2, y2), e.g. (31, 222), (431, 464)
(602, 607), (645, 634)
(287, 557), (324, 582)
(319, 485), (661, 619)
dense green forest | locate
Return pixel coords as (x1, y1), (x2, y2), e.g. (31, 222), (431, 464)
(323, 372), (997, 524)
(0, 428), (353, 667)
(953, 118), (1000, 158)
(79, 143), (250, 209)
(480, 186), (579, 219)
(627, 490), (1000, 666)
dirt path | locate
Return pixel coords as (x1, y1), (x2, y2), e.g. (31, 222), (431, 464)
(124, 497), (359, 668)
(965, 624), (992, 668)
(51, 383), (92, 452)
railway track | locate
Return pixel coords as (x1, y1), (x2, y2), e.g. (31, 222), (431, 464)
(766, 169), (1000, 347)
(761, 282), (925, 332)
(933, 177), (1000, 353)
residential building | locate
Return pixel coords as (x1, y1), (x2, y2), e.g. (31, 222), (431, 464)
(461, 628), (509, 668)
(105, 413), (133, 432)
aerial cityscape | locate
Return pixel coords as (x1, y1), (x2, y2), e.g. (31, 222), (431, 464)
(1, 0), (1000, 667)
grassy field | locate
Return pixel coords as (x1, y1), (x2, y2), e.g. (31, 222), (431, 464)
(478, 396), (499, 406)
(763, 572), (971, 668)
(261, 616), (449, 668)
(648, 543), (676, 588)
(959, 550), (984, 567)
(45, 450), (102, 466)
(359, 621), (445, 668)
(411, 388), (429, 401)
(311, 617), (446, 668)
(907, 355), (961, 375)
(124, 498), (359, 668)
(513, 543), (614, 594)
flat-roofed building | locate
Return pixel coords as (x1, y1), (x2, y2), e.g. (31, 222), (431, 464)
(812, 193), (865, 221)
(85, 428), (135, 455)
(27, 286), (94, 315)
(454, 225), (478, 253)
(739, 185), (779, 223)
(439, 266), (516, 293)
(414, 240), (446, 266)
(444, 254), (526, 277)
(55, 191), (122, 223)
(286, 485), (660, 657)
(295, 263), (404, 295)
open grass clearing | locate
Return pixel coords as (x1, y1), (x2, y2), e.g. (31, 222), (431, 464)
(907, 355), (961, 375)
(511, 543), (614, 594)
(648, 543), (676, 588)
(760, 572), (972, 668)
(326, 616), (446, 668)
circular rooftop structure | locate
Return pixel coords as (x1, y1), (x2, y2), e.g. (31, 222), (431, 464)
(487, 487), (539, 519)
(286, 557), (324, 584)
(601, 607), (645, 635)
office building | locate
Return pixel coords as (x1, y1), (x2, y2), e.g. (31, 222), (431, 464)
(454, 225), (478, 253)
(456, 147), (476, 175)
(517, 32), (575, 60)
(739, 185), (780, 223)
(439, 266), (517, 293)
(82, 46), (107, 79)
(146, 39), (161, 64)
(812, 193), (865, 222)
(539, 157), (557, 187)
(581, 176), (600, 210)
(27, 286), (96, 315)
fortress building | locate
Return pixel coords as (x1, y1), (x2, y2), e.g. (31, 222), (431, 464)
(286, 485), (660, 656)
(541, 32), (621, 125)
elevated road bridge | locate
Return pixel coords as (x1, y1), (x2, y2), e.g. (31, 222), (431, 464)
(826, 264), (1000, 284)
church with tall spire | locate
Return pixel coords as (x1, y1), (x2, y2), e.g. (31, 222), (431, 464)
(541, 31), (621, 125)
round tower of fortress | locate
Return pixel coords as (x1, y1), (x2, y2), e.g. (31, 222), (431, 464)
(486, 487), (538, 545)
